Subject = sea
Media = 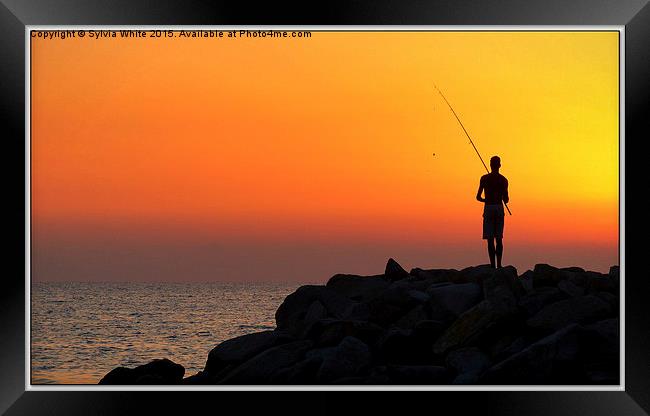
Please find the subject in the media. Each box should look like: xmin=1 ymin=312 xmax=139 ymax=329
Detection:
xmin=31 ymin=282 xmax=303 ymax=384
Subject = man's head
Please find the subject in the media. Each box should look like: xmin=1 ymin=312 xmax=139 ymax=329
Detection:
xmin=490 ymin=156 xmax=501 ymax=172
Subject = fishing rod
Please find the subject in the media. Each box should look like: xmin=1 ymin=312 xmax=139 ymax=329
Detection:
xmin=433 ymin=83 xmax=512 ymax=215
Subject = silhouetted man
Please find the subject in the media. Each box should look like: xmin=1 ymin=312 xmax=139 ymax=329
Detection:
xmin=476 ymin=156 xmax=509 ymax=268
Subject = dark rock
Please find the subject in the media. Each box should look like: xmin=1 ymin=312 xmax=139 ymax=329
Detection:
xmin=427 ymin=282 xmax=483 ymax=317
xmin=378 ymin=328 xmax=437 ymax=365
xmin=446 ymin=347 xmax=491 ymax=379
xmin=385 ymin=258 xmax=409 ymax=281
xmin=583 ymin=318 xmax=619 ymax=360
xmin=581 ymin=318 xmax=620 ymax=385
xmin=588 ymin=275 xmax=617 ymax=294
xmin=379 ymin=286 xmax=428 ymax=307
xmin=433 ymin=299 xmax=518 ymax=355
xmin=526 ymin=295 xmax=611 ymax=332
xmin=519 ymin=270 xmax=534 ymax=294
xmin=532 ymin=264 xmax=571 ymax=287
xmin=457 ymin=264 xmax=497 ymax=284
xmin=609 ymin=266 xmax=620 ymax=288
xmin=389 ymin=277 xmax=427 ymax=292
xmin=480 ymin=319 xmax=619 ymax=385
xmin=272 ymin=356 xmax=323 ymax=384
xmin=595 ymin=291 xmax=619 ymax=312
xmin=304 ymin=300 xmax=328 ymax=324
xmin=488 ymin=335 xmax=528 ymax=363
xmin=453 ymin=374 xmax=481 ymax=384
xmin=567 ymin=271 xmax=593 ymax=289
xmin=218 ymin=340 xmax=313 ymax=384
xmin=394 ymin=304 xmax=431 ymax=329
xmin=365 ymin=301 xmax=404 ymax=327
xmin=558 ymin=280 xmax=585 ymax=297
xmin=275 ymin=285 xmax=356 ymax=334
xmin=482 ymin=266 xmax=522 ymax=305
xmin=413 ymin=320 xmax=447 ymax=342
xmin=304 ymin=319 xmax=384 ymax=347
xmin=326 ymin=273 xmax=389 ymax=302
xmin=365 ymin=286 xmax=429 ymax=327
xmin=561 ymin=267 xmax=585 ymax=273
xmin=584 ymin=366 xmax=619 ymax=384
xmin=405 ymin=289 xmax=430 ymax=303
xmin=364 ymin=366 xmax=392 ymax=385
xmin=306 ymin=336 xmax=372 ymax=383
xmin=409 ymin=268 xmax=461 ymax=286
xmin=204 ymin=330 xmax=293 ymax=374
xmin=427 ymin=282 xmax=453 ymax=290
xmin=517 ymin=287 xmax=567 ymax=316
xmin=181 ymin=371 xmax=212 ymax=385
xmin=99 ymin=358 xmax=184 ymax=385
xmin=481 ymin=324 xmax=588 ymax=384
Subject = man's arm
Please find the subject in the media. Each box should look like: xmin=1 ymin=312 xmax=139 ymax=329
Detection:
xmin=476 ymin=180 xmax=485 ymax=202
xmin=503 ymin=178 xmax=509 ymax=204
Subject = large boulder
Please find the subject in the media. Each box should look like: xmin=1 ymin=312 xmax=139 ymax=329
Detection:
xmin=99 ymin=358 xmax=185 ymax=385
xmin=272 ymin=356 xmax=323 ymax=384
xmin=204 ymin=330 xmax=294 ymax=375
xmin=558 ymin=280 xmax=585 ymax=297
xmin=482 ymin=266 xmax=523 ymax=305
xmin=487 ymin=335 xmax=528 ymax=363
xmin=588 ymin=275 xmax=618 ymax=294
xmin=412 ymin=320 xmax=447 ymax=343
xmin=218 ymin=340 xmax=313 ymax=384
xmin=456 ymin=264 xmax=498 ymax=284
xmin=275 ymin=285 xmax=356 ymax=334
xmin=445 ymin=347 xmax=492 ymax=382
xmin=426 ymin=282 xmax=483 ymax=318
xmin=531 ymin=264 xmax=571 ymax=287
xmin=583 ymin=318 xmax=619 ymax=360
xmin=377 ymin=328 xmax=439 ymax=365
xmin=526 ymin=295 xmax=612 ymax=332
xmin=517 ymin=287 xmax=567 ymax=316
xmin=432 ymin=299 xmax=517 ymax=355
xmin=326 ymin=273 xmax=389 ymax=302
xmin=409 ymin=268 xmax=461 ymax=287
xmin=306 ymin=336 xmax=372 ymax=383
xmin=581 ymin=318 xmax=619 ymax=384
xmin=304 ymin=319 xmax=384 ymax=347
xmin=365 ymin=286 xmax=429 ymax=327
xmin=480 ymin=324 xmax=588 ymax=384
xmin=394 ymin=304 xmax=431 ymax=329
xmin=596 ymin=291 xmax=619 ymax=312
xmin=561 ymin=267 xmax=585 ymax=273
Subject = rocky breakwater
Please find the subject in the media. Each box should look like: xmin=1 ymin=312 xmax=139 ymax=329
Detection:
xmin=99 ymin=260 xmax=620 ymax=385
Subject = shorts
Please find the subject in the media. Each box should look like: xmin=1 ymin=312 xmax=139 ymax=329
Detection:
xmin=482 ymin=204 xmax=505 ymax=239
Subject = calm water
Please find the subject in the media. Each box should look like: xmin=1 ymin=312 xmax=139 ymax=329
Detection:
xmin=31 ymin=282 xmax=302 ymax=384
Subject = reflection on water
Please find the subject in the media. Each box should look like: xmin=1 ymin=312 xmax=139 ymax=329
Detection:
xmin=31 ymin=282 xmax=301 ymax=384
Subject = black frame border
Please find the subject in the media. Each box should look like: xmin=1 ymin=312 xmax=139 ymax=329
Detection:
xmin=1 ymin=1 xmax=649 ymax=414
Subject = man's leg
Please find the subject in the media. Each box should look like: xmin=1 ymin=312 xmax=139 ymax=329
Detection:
xmin=487 ymin=238 xmax=496 ymax=268
xmin=495 ymin=237 xmax=503 ymax=268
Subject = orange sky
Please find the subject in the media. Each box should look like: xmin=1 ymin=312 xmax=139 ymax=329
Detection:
xmin=31 ymin=31 xmax=620 ymax=281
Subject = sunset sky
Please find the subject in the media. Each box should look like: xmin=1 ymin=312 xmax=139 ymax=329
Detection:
xmin=31 ymin=30 xmax=620 ymax=282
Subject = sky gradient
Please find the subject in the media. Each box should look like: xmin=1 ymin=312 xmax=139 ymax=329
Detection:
xmin=31 ymin=31 xmax=620 ymax=282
